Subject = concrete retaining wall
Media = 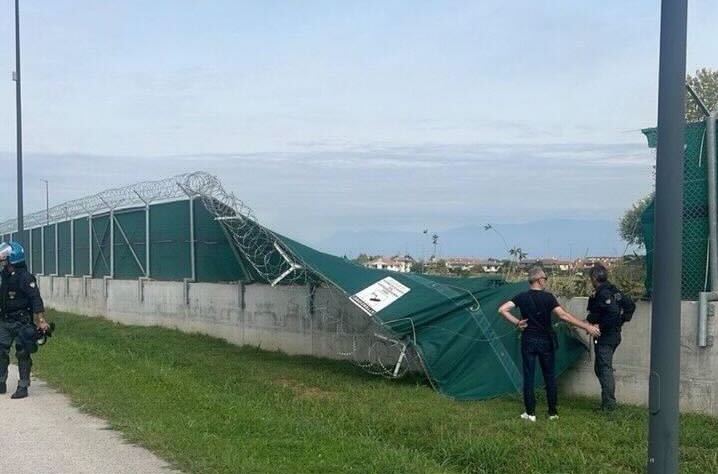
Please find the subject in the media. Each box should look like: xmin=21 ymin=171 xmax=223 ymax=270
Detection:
xmin=38 ymin=276 xmax=718 ymax=416
xmin=39 ymin=276 xmax=374 ymax=361
xmin=561 ymin=298 xmax=718 ymax=415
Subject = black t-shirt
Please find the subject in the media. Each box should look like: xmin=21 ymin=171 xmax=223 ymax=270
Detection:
xmin=511 ymin=289 xmax=560 ymax=336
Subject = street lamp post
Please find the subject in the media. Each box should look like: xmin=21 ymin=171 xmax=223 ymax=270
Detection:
xmin=14 ymin=0 xmax=24 ymax=243
xmin=647 ymin=0 xmax=687 ymax=472
xmin=41 ymin=179 xmax=49 ymax=225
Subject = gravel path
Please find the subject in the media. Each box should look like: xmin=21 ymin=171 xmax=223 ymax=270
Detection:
xmin=0 ymin=365 xmax=180 ymax=474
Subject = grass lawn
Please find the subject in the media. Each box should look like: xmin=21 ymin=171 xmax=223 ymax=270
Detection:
xmin=33 ymin=310 xmax=717 ymax=474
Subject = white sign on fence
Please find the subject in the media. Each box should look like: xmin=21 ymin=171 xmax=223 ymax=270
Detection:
xmin=350 ymin=276 xmax=411 ymax=315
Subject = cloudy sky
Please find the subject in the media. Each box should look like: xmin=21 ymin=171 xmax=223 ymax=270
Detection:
xmin=1 ymin=1 xmax=717 ymax=253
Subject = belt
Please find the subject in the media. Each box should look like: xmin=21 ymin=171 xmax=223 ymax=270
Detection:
xmin=2 ymin=310 xmax=31 ymax=321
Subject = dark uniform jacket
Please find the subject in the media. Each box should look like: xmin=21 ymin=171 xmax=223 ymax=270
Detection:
xmin=587 ymin=282 xmax=624 ymax=345
xmin=0 ymin=265 xmax=45 ymax=321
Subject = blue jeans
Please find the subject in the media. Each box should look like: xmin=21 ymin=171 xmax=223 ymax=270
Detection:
xmin=521 ymin=333 xmax=557 ymax=416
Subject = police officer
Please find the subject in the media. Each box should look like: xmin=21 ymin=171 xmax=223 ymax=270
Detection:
xmin=587 ymin=263 xmax=634 ymax=411
xmin=0 ymin=241 xmax=49 ymax=399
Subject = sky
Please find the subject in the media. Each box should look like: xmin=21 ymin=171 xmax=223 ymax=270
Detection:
xmin=1 ymin=1 xmax=717 ymax=256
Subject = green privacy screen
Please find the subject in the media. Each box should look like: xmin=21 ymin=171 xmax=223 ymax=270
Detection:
xmin=231 ymin=231 xmax=587 ymax=400
xmin=12 ymin=198 xmax=253 ymax=283
xmin=193 ymin=199 xmax=249 ymax=282
xmin=57 ymin=221 xmax=72 ymax=276
xmin=150 ymin=201 xmax=191 ymax=280
xmin=73 ymin=218 xmax=90 ymax=276
xmin=114 ymin=208 xmax=146 ymax=279
xmin=31 ymin=228 xmax=42 ymax=274
xmin=642 ymin=119 xmax=717 ymax=299
xmin=43 ymin=224 xmax=56 ymax=275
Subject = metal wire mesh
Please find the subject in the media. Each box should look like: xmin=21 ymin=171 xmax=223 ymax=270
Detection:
xmin=643 ymin=121 xmax=716 ymax=299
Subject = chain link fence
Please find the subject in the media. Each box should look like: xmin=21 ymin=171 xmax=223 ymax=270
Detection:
xmin=642 ymin=120 xmax=716 ymax=300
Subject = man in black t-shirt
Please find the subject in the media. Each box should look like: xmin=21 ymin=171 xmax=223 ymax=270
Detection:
xmin=499 ymin=266 xmax=600 ymax=421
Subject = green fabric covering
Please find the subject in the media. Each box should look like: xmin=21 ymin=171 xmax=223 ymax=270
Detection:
xmin=273 ymin=233 xmax=587 ymax=400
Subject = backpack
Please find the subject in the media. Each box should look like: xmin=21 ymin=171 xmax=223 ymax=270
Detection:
xmin=613 ymin=287 xmax=636 ymax=323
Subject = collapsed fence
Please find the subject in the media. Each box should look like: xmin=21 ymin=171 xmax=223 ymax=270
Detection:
xmin=0 ymin=172 xmax=586 ymax=399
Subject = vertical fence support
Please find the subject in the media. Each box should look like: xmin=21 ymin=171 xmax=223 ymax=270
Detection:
xmin=27 ymin=228 xmax=32 ymax=273
xmin=40 ymin=226 xmax=45 ymax=275
xmin=145 ymin=204 xmax=151 ymax=277
xmin=70 ymin=218 xmax=75 ymax=276
xmin=189 ymin=197 xmax=196 ymax=282
xmin=109 ymin=209 xmax=115 ymax=278
xmin=88 ymin=215 xmax=93 ymax=277
xmin=54 ymin=222 xmax=58 ymax=275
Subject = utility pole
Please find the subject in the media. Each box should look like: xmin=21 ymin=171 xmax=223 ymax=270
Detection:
xmin=42 ymin=179 xmax=49 ymax=224
xmin=647 ymin=0 xmax=687 ymax=472
xmin=14 ymin=0 xmax=24 ymax=243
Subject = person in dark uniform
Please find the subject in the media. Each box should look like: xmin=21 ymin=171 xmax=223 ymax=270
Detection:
xmin=587 ymin=263 xmax=634 ymax=411
xmin=499 ymin=266 xmax=601 ymax=421
xmin=0 ymin=241 xmax=49 ymax=399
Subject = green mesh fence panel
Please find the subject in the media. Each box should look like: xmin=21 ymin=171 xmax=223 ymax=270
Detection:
xmin=642 ymin=120 xmax=717 ymax=299
xmin=73 ymin=218 xmax=90 ymax=276
xmin=57 ymin=221 xmax=72 ymax=276
xmin=31 ymin=228 xmax=42 ymax=274
xmin=43 ymin=225 xmax=57 ymax=275
xmin=194 ymin=200 xmax=251 ymax=282
xmin=114 ymin=208 xmax=147 ymax=279
xmin=91 ymin=215 xmax=111 ymax=277
xmin=150 ymin=201 xmax=191 ymax=280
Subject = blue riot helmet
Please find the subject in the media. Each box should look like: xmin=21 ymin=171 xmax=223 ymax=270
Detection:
xmin=8 ymin=241 xmax=25 ymax=264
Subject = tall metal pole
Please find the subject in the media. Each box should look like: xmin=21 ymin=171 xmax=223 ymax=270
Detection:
xmin=647 ymin=0 xmax=687 ymax=472
xmin=42 ymin=179 xmax=49 ymax=224
xmin=14 ymin=0 xmax=24 ymax=242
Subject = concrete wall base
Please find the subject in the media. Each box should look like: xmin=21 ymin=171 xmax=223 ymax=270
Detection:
xmin=38 ymin=276 xmax=718 ymax=416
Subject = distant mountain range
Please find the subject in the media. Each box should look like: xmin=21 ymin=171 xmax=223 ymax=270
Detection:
xmin=314 ymin=219 xmax=632 ymax=260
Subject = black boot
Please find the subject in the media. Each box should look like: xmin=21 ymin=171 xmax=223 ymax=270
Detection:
xmin=0 ymin=382 xmax=6 ymax=394
xmin=11 ymin=386 xmax=28 ymax=399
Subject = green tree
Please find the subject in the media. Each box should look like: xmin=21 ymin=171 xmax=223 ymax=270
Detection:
xmin=619 ymin=193 xmax=654 ymax=247
xmin=686 ymin=68 xmax=718 ymax=121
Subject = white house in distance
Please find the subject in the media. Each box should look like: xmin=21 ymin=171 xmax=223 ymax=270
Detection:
xmin=479 ymin=258 xmax=502 ymax=273
xmin=364 ymin=255 xmax=415 ymax=273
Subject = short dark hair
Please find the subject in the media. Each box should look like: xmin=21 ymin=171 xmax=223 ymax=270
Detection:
xmin=589 ymin=263 xmax=608 ymax=283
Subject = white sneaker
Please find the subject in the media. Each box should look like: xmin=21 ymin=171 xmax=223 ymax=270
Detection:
xmin=548 ymin=414 xmax=559 ymax=421
xmin=520 ymin=412 xmax=537 ymax=422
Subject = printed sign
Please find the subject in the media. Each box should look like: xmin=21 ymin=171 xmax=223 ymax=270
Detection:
xmin=350 ymin=277 xmax=411 ymax=315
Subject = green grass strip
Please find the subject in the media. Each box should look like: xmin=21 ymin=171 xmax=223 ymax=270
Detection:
xmin=32 ymin=310 xmax=718 ymax=474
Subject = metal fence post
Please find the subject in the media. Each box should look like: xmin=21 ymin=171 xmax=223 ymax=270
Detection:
xmin=54 ymin=222 xmax=58 ymax=275
xmin=70 ymin=219 xmax=75 ymax=276
xmin=145 ymin=204 xmax=151 ymax=277
xmin=27 ymin=228 xmax=32 ymax=273
xmin=189 ymin=197 xmax=196 ymax=281
xmin=647 ymin=0 xmax=687 ymax=471
xmin=40 ymin=226 xmax=45 ymax=275
xmin=88 ymin=215 xmax=93 ymax=277
xmin=109 ymin=209 xmax=115 ymax=278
